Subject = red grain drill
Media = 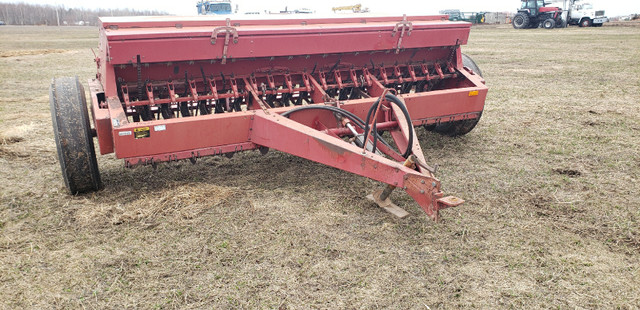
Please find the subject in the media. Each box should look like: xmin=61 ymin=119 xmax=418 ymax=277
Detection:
xmin=50 ymin=15 xmax=487 ymax=221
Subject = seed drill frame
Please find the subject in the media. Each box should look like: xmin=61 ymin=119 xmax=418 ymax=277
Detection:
xmin=50 ymin=15 xmax=487 ymax=221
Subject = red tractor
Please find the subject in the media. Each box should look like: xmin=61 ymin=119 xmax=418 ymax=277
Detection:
xmin=513 ymin=0 xmax=564 ymax=29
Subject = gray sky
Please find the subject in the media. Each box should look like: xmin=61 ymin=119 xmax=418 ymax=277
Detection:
xmin=7 ymin=0 xmax=640 ymax=17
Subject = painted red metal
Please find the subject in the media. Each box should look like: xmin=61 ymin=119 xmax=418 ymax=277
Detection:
xmin=87 ymin=14 xmax=488 ymax=220
xmin=539 ymin=7 xmax=560 ymax=13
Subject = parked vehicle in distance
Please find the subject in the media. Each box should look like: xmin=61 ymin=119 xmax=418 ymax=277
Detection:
xmin=439 ymin=10 xmax=485 ymax=24
xmin=512 ymin=0 xmax=564 ymax=29
xmin=196 ymin=0 xmax=232 ymax=15
xmin=567 ymin=2 xmax=608 ymax=27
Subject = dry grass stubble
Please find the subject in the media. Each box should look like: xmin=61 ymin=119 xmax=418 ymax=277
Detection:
xmin=1 ymin=25 xmax=640 ymax=308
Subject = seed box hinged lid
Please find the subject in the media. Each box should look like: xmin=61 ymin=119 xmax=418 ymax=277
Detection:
xmin=99 ymin=15 xmax=471 ymax=64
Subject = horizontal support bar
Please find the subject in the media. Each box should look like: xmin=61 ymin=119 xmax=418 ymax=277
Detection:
xmin=119 ymin=71 xmax=457 ymax=108
xmin=124 ymin=142 xmax=257 ymax=167
xmin=124 ymin=86 xmax=313 ymax=107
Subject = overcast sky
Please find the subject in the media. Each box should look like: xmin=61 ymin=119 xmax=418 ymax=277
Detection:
xmin=6 ymin=0 xmax=640 ymax=17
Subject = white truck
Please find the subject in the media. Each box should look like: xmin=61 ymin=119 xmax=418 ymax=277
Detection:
xmin=566 ymin=1 xmax=609 ymax=27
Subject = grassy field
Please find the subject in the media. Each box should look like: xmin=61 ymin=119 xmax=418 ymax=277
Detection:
xmin=1 ymin=23 xmax=639 ymax=309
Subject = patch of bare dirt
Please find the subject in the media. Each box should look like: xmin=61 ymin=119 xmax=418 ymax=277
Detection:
xmin=553 ymin=168 xmax=582 ymax=177
xmin=562 ymin=223 xmax=640 ymax=255
xmin=607 ymin=20 xmax=640 ymax=27
xmin=74 ymin=183 xmax=238 ymax=227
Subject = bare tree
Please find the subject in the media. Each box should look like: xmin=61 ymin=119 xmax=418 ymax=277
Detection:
xmin=0 ymin=2 xmax=166 ymax=25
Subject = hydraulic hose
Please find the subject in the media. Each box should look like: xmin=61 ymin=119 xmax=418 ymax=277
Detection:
xmin=363 ymin=93 xmax=414 ymax=158
xmin=281 ymin=105 xmax=393 ymax=150
xmin=281 ymin=105 xmax=366 ymax=129
xmin=281 ymin=98 xmax=413 ymax=157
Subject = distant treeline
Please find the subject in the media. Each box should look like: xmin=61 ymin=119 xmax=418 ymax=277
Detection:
xmin=0 ymin=2 xmax=166 ymax=26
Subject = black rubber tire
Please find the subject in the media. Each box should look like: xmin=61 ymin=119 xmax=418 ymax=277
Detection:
xmin=431 ymin=114 xmax=483 ymax=137
xmin=50 ymin=76 xmax=102 ymax=194
xmin=461 ymin=53 xmax=483 ymax=77
xmin=543 ymin=18 xmax=556 ymax=29
xmin=512 ymin=13 xmax=530 ymax=29
xmin=428 ymin=54 xmax=484 ymax=137
xmin=557 ymin=19 xmax=567 ymax=28
xmin=580 ymin=18 xmax=591 ymax=27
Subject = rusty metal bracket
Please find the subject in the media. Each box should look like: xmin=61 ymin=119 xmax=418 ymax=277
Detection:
xmin=206 ymin=78 xmax=218 ymax=99
xmin=392 ymin=15 xmax=413 ymax=54
xmin=188 ymin=79 xmax=199 ymax=101
xmin=249 ymin=74 xmax=259 ymax=90
xmin=362 ymin=67 xmax=372 ymax=86
xmin=120 ymin=84 xmax=131 ymax=106
xmin=243 ymin=77 xmax=270 ymax=114
xmin=393 ymin=65 xmax=404 ymax=84
xmin=333 ymin=70 xmax=344 ymax=89
xmin=434 ymin=63 xmax=445 ymax=79
xmin=166 ymin=81 xmax=177 ymax=103
xmin=349 ymin=69 xmax=359 ymax=87
xmin=266 ymin=73 xmax=276 ymax=89
xmin=420 ymin=63 xmax=430 ymax=78
xmin=392 ymin=14 xmax=413 ymax=37
xmin=319 ymin=71 xmax=328 ymax=90
xmin=302 ymin=73 xmax=311 ymax=91
xmin=379 ymin=67 xmax=389 ymax=84
xmin=211 ymin=18 xmax=239 ymax=65
xmin=145 ymin=82 xmax=155 ymax=105
xmin=408 ymin=65 xmax=417 ymax=82
xmin=229 ymin=77 xmax=239 ymax=97
xmin=284 ymin=73 xmax=293 ymax=93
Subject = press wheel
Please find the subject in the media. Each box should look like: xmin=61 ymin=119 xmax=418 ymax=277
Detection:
xmin=49 ymin=76 xmax=102 ymax=194
xmin=428 ymin=54 xmax=484 ymax=137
